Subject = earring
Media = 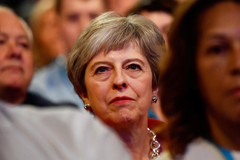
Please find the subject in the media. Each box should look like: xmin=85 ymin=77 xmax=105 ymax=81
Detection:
xmin=84 ymin=104 xmax=91 ymax=111
xmin=152 ymin=96 xmax=157 ymax=103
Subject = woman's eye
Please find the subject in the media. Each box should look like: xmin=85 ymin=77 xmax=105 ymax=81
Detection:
xmin=126 ymin=64 xmax=142 ymax=70
xmin=95 ymin=67 xmax=108 ymax=74
xmin=207 ymin=45 xmax=228 ymax=54
xmin=0 ymin=39 xmax=5 ymax=44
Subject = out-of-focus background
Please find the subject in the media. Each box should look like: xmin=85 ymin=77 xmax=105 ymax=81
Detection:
xmin=0 ymin=0 xmax=38 ymax=22
xmin=0 ymin=0 xmax=185 ymax=23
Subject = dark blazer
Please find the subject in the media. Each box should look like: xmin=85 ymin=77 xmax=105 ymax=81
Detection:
xmin=22 ymin=92 xmax=78 ymax=108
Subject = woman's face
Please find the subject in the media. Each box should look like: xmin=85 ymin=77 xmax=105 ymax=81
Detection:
xmin=82 ymin=44 xmax=156 ymax=127
xmin=196 ymin=1 xmax=240 ymax=125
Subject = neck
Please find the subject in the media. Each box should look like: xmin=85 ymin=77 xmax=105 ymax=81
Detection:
xmin=0 ymin=87 xmax=26 ymax=105
xmin=208 ymin=113 xmax=240 ymax=151
xmin=114 ymin=120 xmax=151 ymax=160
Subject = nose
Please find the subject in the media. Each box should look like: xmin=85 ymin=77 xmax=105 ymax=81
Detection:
xmin=229 ymin=43 xmax=240 ymax=75
xmin=8 ymin=41 xmax=22 ymax=60
xmin=113 ymin=70 xmax=127 ymax=90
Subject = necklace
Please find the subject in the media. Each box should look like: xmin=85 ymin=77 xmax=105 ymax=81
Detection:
xmin=147 ymin=128 xmax=161 ymax=160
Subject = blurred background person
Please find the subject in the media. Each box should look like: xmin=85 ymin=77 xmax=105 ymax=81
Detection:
xmin=129 ymin=0 xmax=178 ymax=44
xmin=29 ymin=0 xmax=67 ymax=69
xmin=67 ymin=11 xmax=165 ymax=160
xmin=28 ymin=0 xmax=107 ymax=108
xmin=106 ymin=0 xmax=141 ymax=16
xmin=159 ymin=0 xmax=240 ymax=159
xmin=0 ymin=5 xmax=75 ymax=107
xmin=0 ymin=6 xmax=33 ymax=105
xmin=56 ymin=0 xmax=107 ymax=53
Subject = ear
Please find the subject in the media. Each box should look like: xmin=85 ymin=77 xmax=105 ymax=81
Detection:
xmin=79 ymin=92 xmax=90 ymax=105
xmin=152 ymin=87 xmax=159 ymax=96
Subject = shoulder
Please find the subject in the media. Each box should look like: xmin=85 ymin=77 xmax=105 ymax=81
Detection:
xmin=11 ymin=106 xmax=98 ymax=131
xmin=4 ymin=106 xmax=132 ymax=160
xmin=232 ymin=150 xmax=240 ymax=159
xmin=158 ymin=138 xmax=225 ymax=160
xmin=182 ymin=137 xmax=225 ymax=160
xmin=29 ymin=56 xmax=66 ymax=91
xmin=158 ymin=151 xmax=172 ymax=160
xmin=32 ymin=58 xmax=61 ymax=80
xmin=33 ymin=55 xmax=66 ymax=80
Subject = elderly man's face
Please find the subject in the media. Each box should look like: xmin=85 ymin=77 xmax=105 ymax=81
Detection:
xmin=0 ymin=10 xmax=33 ymax=92
xmin=59 ymin=0 xmax=105 ymax=53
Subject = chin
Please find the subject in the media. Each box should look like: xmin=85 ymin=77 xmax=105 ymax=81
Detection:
xmin=6 ymin=80 xmax=26 ymax=90
xmin=111 ymin=112 xmax=138 ymax=126
xmin=118 ymin=115 xmax=135 ymax=124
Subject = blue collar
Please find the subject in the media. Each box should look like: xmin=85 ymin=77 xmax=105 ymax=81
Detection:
xmin=207 ymin=139 xmax=234 ymax=160
xmin=218 ymin=146 xmax=234 ymax=160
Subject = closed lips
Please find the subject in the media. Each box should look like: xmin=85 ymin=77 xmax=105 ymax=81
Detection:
xmin=1 ymin=64 xmax=23 ymax=72
xmin=110 ymin=96 xmax=134 ymax=104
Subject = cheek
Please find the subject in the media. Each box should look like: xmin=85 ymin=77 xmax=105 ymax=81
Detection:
xmin=197 ymin=57 xmax=227 ymax=107
xmin=62 ymin=22 xmax=75 ymax=40
xmin=65 ymin=27 xmax=79 ymax=48
xmin=86 ymin=82 xmax=109 ymax=116
xmin=135 ymin=80 xmax=152 ymax=96
xmin=0 ymin=47 xmax=8 ymax=59
xmin=85 ymin=78 xmax=108 ymax=105
xmin=23 ymin=53 xmax=34 ymax=78
xmin=63 ymin=26 xmax=73 ymax=40
xmin=130 ymin=75 xmax=153 ymax=103
xmin=39 ymin=33 xmax=52 ymax=46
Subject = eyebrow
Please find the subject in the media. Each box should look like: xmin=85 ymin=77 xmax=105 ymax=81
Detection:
xmin=123 ymin=58 xmax=144 ymax=66
xmin=206 ymin=33 xmax=229 ymax=41
xmin=207 ymin=34 xmax=226 ymax=39
xmin=90 ymin=58 xmax=145 ymax=71
xmin=0 ymin=33 xmax=29 ymax=41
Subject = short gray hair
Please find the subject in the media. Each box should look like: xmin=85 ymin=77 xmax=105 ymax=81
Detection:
xmin=67 ymin=11 xmax=165 ymax=94
xmin=0 ymin=6 xmax=33 ymax=47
